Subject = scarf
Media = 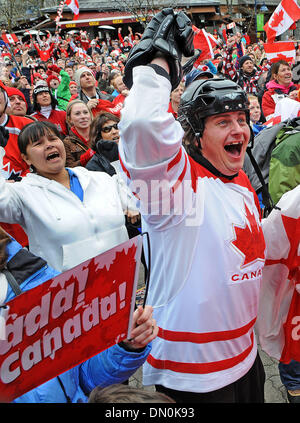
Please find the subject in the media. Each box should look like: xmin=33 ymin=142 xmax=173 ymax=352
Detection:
xmin=71 ymin=126 xmax=89 ymax=146
xmin=39 ymin=105 xmax=52 ymax=119
xmin=266 ymin=79 xmax=295 ymax=94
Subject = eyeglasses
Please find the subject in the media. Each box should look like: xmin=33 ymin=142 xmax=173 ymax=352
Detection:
xmin=101 ymin=123 xmax=118 ymax=133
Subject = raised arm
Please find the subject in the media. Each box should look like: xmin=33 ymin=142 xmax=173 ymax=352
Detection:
xmin=119 ymin=8 xmax=194 ymax=170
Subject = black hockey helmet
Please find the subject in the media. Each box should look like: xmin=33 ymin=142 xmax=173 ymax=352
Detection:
xmin=178 ymin=78 xmax=250 ymax=138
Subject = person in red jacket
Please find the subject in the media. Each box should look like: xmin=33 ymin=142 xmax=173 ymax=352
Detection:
xmin=0 ymin=80 xmax=31 ymax=247
xmin=70 ymin=67 xmax=125 ymax=118
xmin=31 ymin=84 xmax=67 ymax=136
xmin=261 ymin=60 xmax=300 ymax=120
xmin=33 ymin=41 xmax=55 ymax=62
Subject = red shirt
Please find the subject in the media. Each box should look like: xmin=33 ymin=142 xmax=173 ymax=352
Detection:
xmin=1 ymin=114 xmax=32 ymax=247
xmin=31 ymin=109 xmax=68 ymax=136
xmin=2 ymin=114 xmax=32 ymax=179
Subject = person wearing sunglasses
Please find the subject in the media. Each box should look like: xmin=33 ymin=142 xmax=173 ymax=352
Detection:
xmin=86 ymin=112 xmax=120 ymax=175
xmin=101 ymin=122 xmax=119 ymax=137
xmin=86 ymin=112 xmax=139 ymax=228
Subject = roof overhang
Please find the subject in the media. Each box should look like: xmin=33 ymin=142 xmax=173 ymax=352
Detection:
xmin=56 ymin=6 xmax=218 ymax=29
xmin=58 ymin=12 xmax=145 ymax=29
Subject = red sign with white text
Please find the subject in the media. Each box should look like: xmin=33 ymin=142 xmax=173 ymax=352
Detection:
xmin=0 ymin=236 xmax=142 ymax=402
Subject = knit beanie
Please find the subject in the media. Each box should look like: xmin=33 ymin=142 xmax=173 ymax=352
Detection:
xmin=74 ymin=67 xmax=95 ymax=87
xmin=32 ymin=83 xmax=57 ymax=112
xmin=239 ymin=55 xmax=253 ymax=69
xmin=47 ymin=74 xmax=60 ymax=87
xmin=5 ymin=87 xmax=27 ymax=105
xmin=33 ymin=83 xmax=50 ymax=98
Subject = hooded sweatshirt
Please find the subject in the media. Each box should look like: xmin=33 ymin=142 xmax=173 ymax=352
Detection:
xmin=0 ymin=165 xmax=128 ymax=272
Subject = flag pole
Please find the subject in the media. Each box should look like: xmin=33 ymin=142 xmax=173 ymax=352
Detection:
xmin=55 ymin=0 xmax=66 ymax=33
xmin=4 ymin=41 xmax=22 ymax=76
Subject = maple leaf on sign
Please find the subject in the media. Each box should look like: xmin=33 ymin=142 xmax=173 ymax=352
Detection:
xmin=231 ymin=203 xmax=265 ymax=268
xmin=271 ymin=9 xmax=284 ymax=29
xmin=270 ymin=54 xmax=291 ymax=63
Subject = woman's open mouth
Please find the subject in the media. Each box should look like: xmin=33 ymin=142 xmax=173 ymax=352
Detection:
xmin=46 ymin=152 xmax=60 ymax=161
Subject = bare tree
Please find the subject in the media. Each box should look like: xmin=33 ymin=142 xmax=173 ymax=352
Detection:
xmin=111 ymin=0 xmax=181 ymax=28
xmin=0 ymin=0 xmax=27 ymax=31
xmin=0 ymin=0 xmax=57 ymax=31
xmin=225 ymin=0 xmax=235 ymax=18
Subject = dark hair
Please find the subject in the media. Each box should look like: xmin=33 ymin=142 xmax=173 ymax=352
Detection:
xmin=36 ymin=65 xmax=45 ymax=72
xmin=270 ymin=60 xmax=290 ymax=80
xmin=88 ymin=384 xmax=175 ymax=403
xmin=33 ymin=89 xmax=58 ymax=112
xmin=89 ymin=112 xmax=119 ymax=151
xmin=0 ymin=227 xmax=11 ymax=271
xmin=181 ymin=118 xmax=198 ymax=155
xmin=18 ymin=121 xmax=63 ymax=155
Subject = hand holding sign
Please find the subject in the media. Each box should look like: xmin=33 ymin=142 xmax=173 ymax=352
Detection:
xmin=123 ymin=305 xmax=158 ymax=350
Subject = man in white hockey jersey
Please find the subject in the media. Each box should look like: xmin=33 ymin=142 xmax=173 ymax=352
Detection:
xmin=119 ymin=9 xmax=266 ymax=402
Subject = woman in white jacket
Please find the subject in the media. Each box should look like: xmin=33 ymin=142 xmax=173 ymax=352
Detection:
xmin=0 ymin=120 xmax=129 ymax=272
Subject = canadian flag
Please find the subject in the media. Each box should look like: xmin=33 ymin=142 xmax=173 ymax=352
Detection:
xmin=226 ymin=22 xmax=236 ymax=30
xmin=65 ymin=0 xmax=79 ymax=20
xmin=264 ymin=0 xmax=300 ymax=43
xmin=76 ymin=47 xmax=87 ymax=59
xmin=264 ymin=41 xmax=296 ymax=63
xmin=192 ymin=26 xmax=219 ymax=64
xmin=1 ymin=33 xmax=18 ymax=44
xmin=256 ymin=185 xmax=300 ymax=364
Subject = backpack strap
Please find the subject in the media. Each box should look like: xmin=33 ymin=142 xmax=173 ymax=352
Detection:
xmin=2 ymin=268 xmax=22 ymax=296
xmin=246 ymin=146 xmax=278 ymax=217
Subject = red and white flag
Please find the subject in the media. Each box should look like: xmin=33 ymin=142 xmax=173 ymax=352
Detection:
xmin=264 ymin=0 xmax=300 ymax=43
xmin=65 ymin=0 xmax=79 ymax=20
xmin=192 ymin=26 xmax=219 ymax=64
xmin=1 ymin=33 xmax=18 ymax=44
xmin=264 ymin=41 xmax=296 ymax=63
xmin=227 ymin=22 xmax=236 ymax=31
xmin=256 ymin=185 xmax=300 ymax=364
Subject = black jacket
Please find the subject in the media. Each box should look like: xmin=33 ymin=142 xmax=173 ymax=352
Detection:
xmin=85 ymin=139 xmax=119 ymax=176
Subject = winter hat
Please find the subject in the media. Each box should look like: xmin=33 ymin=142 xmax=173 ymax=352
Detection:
xmin=33 ymin=72 xmax=43 ymax=80
xmin=0 ymin=80 xmax=9 ymax=109
xmin=47 ymin=74 xmax=60 ymax=87
xmin=239 ymin=55 xmax=253 ymax=69
xmin=33 ymin=83 xmax=51 ymax=98
xmin=5 ymin=87 xmax=27 ymax=105
xmin=69 ymin=81 xmax=77 ymax=87
xmin=32 ymin=83 xmax=56 ymax=112
xmin=74 ymin=67 xmax=95 ymax=87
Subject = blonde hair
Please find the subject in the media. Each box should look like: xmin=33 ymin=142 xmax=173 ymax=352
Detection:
xmin=66 ymin=99 xmax=93 ymax=127
xmin=247 ymin=95 xmax=259 ymax=102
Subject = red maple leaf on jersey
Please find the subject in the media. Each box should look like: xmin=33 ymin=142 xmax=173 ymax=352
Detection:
xmin=231 ymin=202 xmax=266 ymax=267
xmin=271 ymin=9 xmax=284 ymax=29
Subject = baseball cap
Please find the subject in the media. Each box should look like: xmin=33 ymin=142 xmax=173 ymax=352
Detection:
xmin=185 ymin=66 xmax=214 ymax=87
